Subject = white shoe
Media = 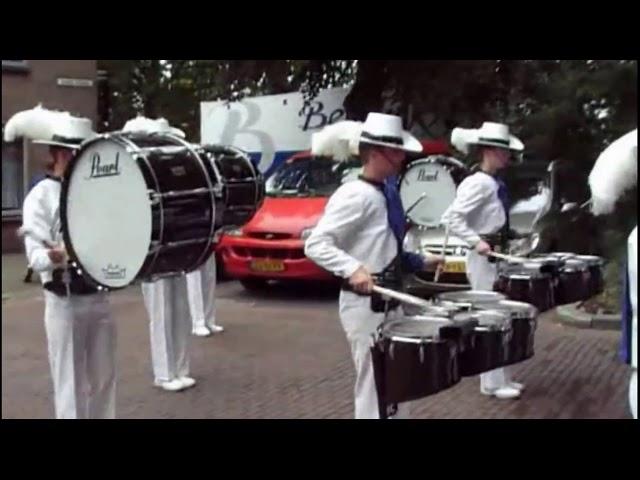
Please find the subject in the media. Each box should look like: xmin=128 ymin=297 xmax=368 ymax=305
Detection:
xmin=481 ymin=386 xmax=521 ymax=399
xmin=192 ymin=326 xmax=211 ymax=337
xmin=208 ymin=324 xmax=224 ymax=334
xmin=179 ymin=376 xmax=197 ymax=389
xmin=154 ymin=379 xmax=186 ymax=392
xmin=509 ymin=381 xmax=525 ymax=391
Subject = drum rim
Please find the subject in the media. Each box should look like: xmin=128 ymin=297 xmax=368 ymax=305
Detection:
xmin=561 ymin=259 xmax=589 ymax=272
xmin=384 ymin=335 xmax=442 ymax=344
xmin=453 ymin=310 xmax=512 ymax=331
xmin=382 ymin=317 xmax=449 ymax=340
xmin=573 ymin=255 xmax=605 ymax=266
xmin=547 ymin=252 xmax=577 ymax=258
xmin=403 ymin=305 xmax=458 ymax=317
xmin=404 ymin=154 xmax=466 ymax=169
xmin=436 ymin=290 xmax=507 ymax=303
xmin=476 ymin=299 xmax=539 ymax=318
xmin=499 ymin=270 xmax=552 ymax=280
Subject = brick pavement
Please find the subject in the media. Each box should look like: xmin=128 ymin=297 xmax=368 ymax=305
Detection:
xmin=1 ymin=254 xmax=632 ymax=419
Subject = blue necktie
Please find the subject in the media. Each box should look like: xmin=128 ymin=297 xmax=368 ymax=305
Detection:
xmin=383 ymin=176 xmax=406 ymax=248
xmin=495 ymin=176 xmax=510 ymax=232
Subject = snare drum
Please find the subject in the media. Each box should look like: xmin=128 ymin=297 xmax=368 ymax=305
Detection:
xmin=494 ymin=263 xmax=556 ymax=312
xmin=574 ymin=255 xmax=605 ymax=297
xmin=477 ymin=300 xmax=538 ymax=365
xmin=451 ymin=310 xmax=512 ymax=376
xmin=200 ymin=145 xmax=264 ymax=228
xmin=372 ymin=318 xmax=461 ymax=409
xmin=61 ymin=132 xmax=217 ymax=289
xmin=556 ymin=258 xmax=591 ymax=304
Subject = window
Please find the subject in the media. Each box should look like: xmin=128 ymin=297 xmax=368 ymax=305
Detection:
xmin=2 ymin=127 xmax=25 ymax=213
xmin=2 ymin=60 xmax=29 ymax=72
xmin=265 ymin=156 xmax=362 ymax=198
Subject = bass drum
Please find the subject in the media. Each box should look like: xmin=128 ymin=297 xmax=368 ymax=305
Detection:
xmin=200 ymin=145 xmax=264 ymax=228
xmin=399 ymin=155 xmax=468 ymax=228
xmin=61 ymin=132 xmax=217 ymax=290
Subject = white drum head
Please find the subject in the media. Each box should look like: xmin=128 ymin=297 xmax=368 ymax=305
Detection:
xmin=400 ymin=158 xmax=457 ymax=227
xmin=64 ymin=138 xmax=152 ymax=288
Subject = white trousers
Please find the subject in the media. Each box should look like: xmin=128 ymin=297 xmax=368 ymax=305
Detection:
xmin=186 ymin=255 xmax=218 ymax=331
xmin=43 ymin=291 xmax=116 ymax=419
xmin=142 ymin=276 xmax=191 ymax=383
xmin=630 ymin=369 xmax=637 ymax=419
xmin=339 ymin=291 xmax=410 ymax=419
xmin=466 ymin=250 xmax=514 ymax=391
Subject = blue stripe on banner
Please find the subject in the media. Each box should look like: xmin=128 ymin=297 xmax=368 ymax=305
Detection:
xmin=246 ymin=151 xmax=303 ymax=178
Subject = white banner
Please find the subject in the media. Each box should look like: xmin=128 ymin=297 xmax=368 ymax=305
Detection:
xmin=200 ymin=87 xmax=350 ymax=175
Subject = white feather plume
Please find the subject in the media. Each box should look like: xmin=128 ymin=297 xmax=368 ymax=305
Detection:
xmin=3 ymin=105 xmax=94 ymax=146
xmin=311 ymin=121 xmax=363 ymax=161
xmin=122 ymin=116 xmax=186 ymax=138
xmin=450 ymin=127 xmax=478 ymax=155
xmin=589 ymin=129 xmax=637 ymax=216
xmin=3 ymin=105 xmax=73 ymax=142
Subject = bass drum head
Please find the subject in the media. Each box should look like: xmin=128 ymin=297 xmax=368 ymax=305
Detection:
xmin=62 ymin=136 xmax=152 ymax=289
xmin=400 ymin=157 xmax=458 ymax=227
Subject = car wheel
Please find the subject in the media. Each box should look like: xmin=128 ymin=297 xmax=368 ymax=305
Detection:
xmin=240 ymin=278 xmax=269 ymax=291
xmin=215 ymin=252 xmax=227 ymax=281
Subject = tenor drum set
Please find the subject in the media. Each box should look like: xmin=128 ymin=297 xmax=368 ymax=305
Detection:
xmin=371 ymin=154 xmax=607 ymax=418
xmin=370 ymin=287 xmax=541 ymax=418
xmin=493 ymin=253 xmax=605 ymax=313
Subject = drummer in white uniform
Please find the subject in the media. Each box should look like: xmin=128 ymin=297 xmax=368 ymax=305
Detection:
xmin=5 ymin=105 xmax=117 ymax=418
xmin=122 ymin=116 xmax=199 ymax=392
xmin=305 ymin=113 xmax=444 ymax=419
xmin=441 ymin=122 xmax=525 ymax=400
xmin=588 ymin=128 xmax=637 ymax=419
xmin=187 ymin=254 xmax=224 ymax=337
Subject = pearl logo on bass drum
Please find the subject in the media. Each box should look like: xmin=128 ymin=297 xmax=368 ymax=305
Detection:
xmin=417 ymin=168 xmax=439 ymax=182
xmin=87 ymin=152 xmax=121 ymax=179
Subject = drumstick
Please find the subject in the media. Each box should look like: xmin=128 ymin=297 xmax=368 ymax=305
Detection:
xmin=434 ymin=223 xmax=450 ymax=283
xmin=372 ymin=285 xmax=440 ymax=312
xmin=405 ymin=192 xmax=428 ymax=216
xmin=486 ymin=251 xmax=529 ymax=264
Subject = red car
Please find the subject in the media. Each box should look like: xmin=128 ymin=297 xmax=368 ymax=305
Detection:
xmin=217 ymin=152 xmax=361 ymax=290
xmin=217 ymin=140 xmax=449 ymax=290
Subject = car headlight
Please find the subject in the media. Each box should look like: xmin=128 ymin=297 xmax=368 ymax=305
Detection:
xmin=225 ymin=228 xmax=244 ymax=237
xmin=300 ymin=227 xmax=315 ymax=241
xmin=453 ymin=246 xmax=467 ymax=256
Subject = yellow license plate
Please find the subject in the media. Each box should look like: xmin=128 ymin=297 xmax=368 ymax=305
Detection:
xmin=250 ymin=259 xmax=285 ymax=272
xmin=443 ymin=261 xmax=466 ymax=273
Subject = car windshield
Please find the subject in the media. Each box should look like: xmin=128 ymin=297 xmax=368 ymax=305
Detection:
xmin=265 ymin=156 xmax=362 ymax=197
